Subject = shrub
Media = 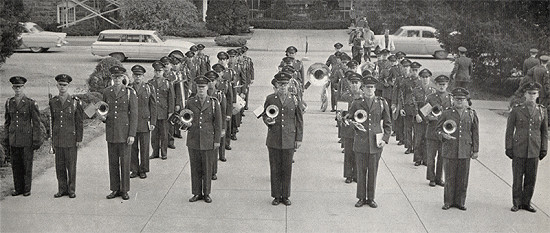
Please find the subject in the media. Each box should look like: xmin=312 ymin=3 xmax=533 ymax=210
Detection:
xmin=87 ymin=57 xmax=125 ymax=93
xmin=164 ymin=22 xmax=219 ymax=38
xmin=249 ymin=19 xmax=348 ymax=29
xmin=62 ymin=20 xmax=115 ymax=36
xmin=308 ymin=0 xmax=333 ymax=20
xmin=264 ymin=0 xmax=292 ymax=20
xmin=0 ymin=18 xmax=22 ymax=68
xmin=206 ymin=0 xmax=250 ymax=35
xmin=214 ymin=36 xmax=248 ymax=47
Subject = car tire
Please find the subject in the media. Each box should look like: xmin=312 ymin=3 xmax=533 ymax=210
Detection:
xmin=434 ymin=50 xmax=449 ymax=59
xmin=110 ymin=53 xmax=126 ymax=62
xmin=169 ymin=51 xmax=184 ymax=58
xmin=30 ymin=47 xmax=45 ymax=53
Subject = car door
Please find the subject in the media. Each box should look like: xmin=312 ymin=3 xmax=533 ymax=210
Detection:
xmin=92 ymin=33 xmax=122 ymax=56
xmin=393 ymin=29 xmax=423 ymax=55
xmin=420 ymin=30 xmax=442 ymax=55
xmin=139 ymin=35 xmax=167 ymax=60
xmin=120 ymin=34 xmax=140 ymax=58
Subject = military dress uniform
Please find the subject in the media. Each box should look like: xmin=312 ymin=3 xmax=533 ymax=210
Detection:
xmin=412 ymin=69 xmax=436 ymax=165
xmin=373 ymin=50 xmax=392 ymax=97
xmin=239 ymin=46 xmax=254 ymax=110
xmin=349 ymin=76 xmax=392 ymax=207
xmin=450 ymin=47 xmax=473 ymax=89
xmin=4 ymin=76 xmax=43 ymax=196
xmin=339 ymin=73 xmax=361 ymax=183
xmin=196 ymin=44 xmax=211 ymax=75
xmin=425 ymin=77 xmax=452 ymax=186
xmin=523 ymin=56 xmax=550 ymax=108
xmin=205 ymin=71 xmax=229 ymax=179
xmin=505 ymin=82 xmax=548 ymax=212
xmin=263 ymin=72 xmax=304 ymax=205
xmin=327 ymin=45 xmax=345 ymax=112
xmin=185 ymin=76 xmax=222 ymax=203
xmin=399 ymin=72 xmax=418 ymax=153
xmin=102 ymin=67 xmax=138 ymax=199
xmin=390 ymin=59 xmax=410 ymax=144
xmin=522 ymin=49 xmax=540 ymax=75
xmin=436 ymin=88 xmax=479 ymax=210
xmin=130 ymin=65 xmax=157 ymax=178
xmin=50 ymin=74 xmax=83 ymax=197
xmin=278 ymin=48 xmax=305 ymax=86
xmin=149 ymin=61 xmax=175 ymax=160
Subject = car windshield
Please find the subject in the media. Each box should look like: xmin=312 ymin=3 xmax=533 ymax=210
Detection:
xmin=154 ymin=32 xmax=166 ymax=42
xmin=28 ymin=24 xmax=44 ymax=33
xmin=393 ymin=28 xmax=404 ymax=36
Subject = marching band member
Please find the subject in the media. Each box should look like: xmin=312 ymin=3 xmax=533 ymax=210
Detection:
xmin=278 ymin=46 xmax=305 ymax=86
xmin=238 ymin=46 xmax=254 ymax=110
xmin=205 ymin=71 xmax=229 ymax=180
xmin=400 ymin=61 xmax=421 ymax=154
xmin=391 ymin=59 xmax=412 ymax=147
xmin=437 ymin=87 xmax=479 ymax=211
xmin=196 ymin=44 xmax=211 ymax=75
xmin=263 ymin=72 xmax=303 ymax=206
xmin=50 ymin=74 xmax=83 ymax=198
xmin=149 ymin=61 xmax=175 ymax=160
xmin=216 ymin=52 xmax=237 ymax=150
xmin=327 ymin=43 xmax=345 ymax=112
xmin=412 ymin=69 xmax=436 ymax=166
xmin=349 ymin=75 xmax=392 ymax=208
xmin=338 ymin=72 xmax=362 ymax=183
xmin=374 ymin=49 xmax=392 ymax=97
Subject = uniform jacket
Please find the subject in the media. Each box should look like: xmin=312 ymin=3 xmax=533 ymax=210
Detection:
xmin=196 ymin=53 xmax=211 ymax=75
xmin=390 ymin=66 xmax=407 ymax=108
xmin=436 ymin=107 xmax=479 ymax=159
xmin=4 ymin=96 xmax=43 ymax=148
xmin=262 ymin=93 xmax=304 ymax=149
xmin=185 ymin=96 xmax=222 ymax=150
xmin=395 ymin=75 xmax=416 ymax=115
xmin=103 ymin=86 xmax=138 ymax=143
xmin=338 ymin=77 xmax=354 ymax=102
xmin=148 ymin=77 xmax=175 ymax=120
xmin=505 ymin=103 xmax=548 ymax=158
xmin=450 ymin=56 xmax=473 ymax=82
xmin=130 ymin=82 xmax=157 ymax=132
xmin=523 ymin=57 xmax=540 ymax=75
xmin=349 ymin=96 xmax=392 ymax=154
xmin=49 ymin=95 xmax=83 ymax=147
xmin=219 ymin=68 xmax=237 ymax=103
xmin=412 ymin=84 xmax=437 ymax=122
xmin=279 ymin=59 xmax=305 ymax=85
xmin=240 ymin=56 xmax=254 ymax=84
xmin=425 ymin=91 xmax=452 ymax=140
xmin=340 ymin=94 xmax=362 ymax=139
xmin=209 ymin=88 xmax=230 ymax=131
xmin=524 ymin=64 xmax=550 ymax=99
xmin=375 ymin=60 xmax=393 ymax=99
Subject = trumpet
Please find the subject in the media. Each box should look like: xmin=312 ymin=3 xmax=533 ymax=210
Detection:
xmin=266 ymin=105 xmax=279 ymax=118
xmin=306 ymin=63 xmax=331 ymax=87
xmin=96 ymin=101 xmax=109 ymax=116
xmin=431 ymin=105 xmax=442 ymax=117
xmin=443 ymin=119 xmax=457 ymax=134
xmin=354 ymin=109 xmax=367 ymax=123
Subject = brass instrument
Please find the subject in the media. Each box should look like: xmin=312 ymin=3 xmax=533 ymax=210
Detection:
xmin=169 ymin=109 xmax=193 ymax=131
xmin=443 ymin=119 xmax=457 ymax=134
xmin=431 ymin=105 xmax=442 ymax=117
xmin=97 ymin=101 xmax=109 ymax=116
xmin=266 ymin=105 xmax=279 ymax=118
xmin=354 ymin=109 xmax=367 ymax=123
xmin=180 ymin=109 xmax=193 ymax=125
xmin=306 ymin=63 xmax=330 ymax=86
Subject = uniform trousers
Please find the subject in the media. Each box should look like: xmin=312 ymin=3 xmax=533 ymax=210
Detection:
xmin=343 ymin=138 xmax=356 ymax=179
xmin=512 ymin=157 xmax=538 ymax=206
xmin=107 ymin=143 xmax=131 ymax=193
xmin=355 ymin=152 xmax=381 ymax=200
xmin=426 ymin=139 xmax=444 ymax=182
xmin=131 ymin=132 xmax=150 ymax=174
xmin=443 ymin=158 xmax=470 ymax=206
xmin=55 ymin=146 xmax=77 ymax=194
xmin=11 ymin=146 xmax=34 ymax=193
xmin=395 ymin=114 xmax=404 ymax=141
xmin=413 ymin=122 xmax=427 ymax=163
xmin=330 ymin=82 xmax=338 ymax=111
xmin=189 ymin=148 xmax=214 ymax=196
xmin=268 ymin=147 xmax=294 ymax=198
xmin=403 ymin=115 xmax=414 ymax=149
xmin=168 ymin=125 xmax=176 ymax=146
xmin=151 ymin=119 xmax=168 ymax=158
xmin=244 ymin=85 xmax=250 ymax=109
xmin=225 ymin=119 xmax=232 ymax=146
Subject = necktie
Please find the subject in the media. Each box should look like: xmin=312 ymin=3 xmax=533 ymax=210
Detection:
xmin=385 ymin=35 xmax=389 ymax=49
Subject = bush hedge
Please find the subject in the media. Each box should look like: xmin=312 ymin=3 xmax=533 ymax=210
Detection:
xmin=87 ymin=57 xmax=124 ymax=93
xmin=249 ymin=19 xmax=348 ymax=29
xmin=214 ymin=36 xmax=248 ymax=47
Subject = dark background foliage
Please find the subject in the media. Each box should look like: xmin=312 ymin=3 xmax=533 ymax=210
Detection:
xmin=206 ymin=0 xmax=250 ymax=35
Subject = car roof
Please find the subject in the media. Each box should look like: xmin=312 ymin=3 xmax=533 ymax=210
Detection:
xmin=99 ymin=29 xmax=158 ymax=34
xmin=399 ymin=26 xmax=436 ymax=32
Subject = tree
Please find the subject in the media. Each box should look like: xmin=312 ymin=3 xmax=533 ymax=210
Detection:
xmin=206 ymin=0 xmax=250 ymax=35
xmin=265 ymin=0 xmax=292 ymax=20
xmin=308 ymin=0 xmax=333 ymax=20
xmin=0 ymin=18 xmax=22 ymax=68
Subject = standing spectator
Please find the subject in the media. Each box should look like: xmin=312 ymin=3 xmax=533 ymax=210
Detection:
xmin=450 ymin=46 xmax=473 ymax=90
xmin=377 ymin=26 xmax=395 ymax=53
xmin=523 ymin=48 xmax=540 ymax=75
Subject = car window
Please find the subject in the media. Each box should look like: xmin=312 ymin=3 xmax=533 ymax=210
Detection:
xmin=144 ymin=35 xmax=157 ymax=43
xmin=407 ymin=30 xmax=420 ymax=37
xmin=422 ymin=31 xmax=435 ymax=38
xmin=97 ymin=33 xmax=121 ymax=42
xmin=153 ymin=32 xmax=166 ymax=42
xmin=393 ymin=28 xmax=404 ymax=36
xmin=124 ymin=34 xmax=140 ymax=42
xmin=28 ymin=25 xmax=44 ymax=33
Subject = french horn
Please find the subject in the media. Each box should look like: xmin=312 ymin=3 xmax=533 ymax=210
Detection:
xmin=443 ymin=119 xmax=457 ymax=134
xmin=266 ymin=105 xmax=279 ymax=118
xmin=306 ymin=63 xmax=331 ymax=86
xmin=354 ymin=109 xmax=367 ymax=123
xmin=431 ymin=105 xmax=442 ymax=117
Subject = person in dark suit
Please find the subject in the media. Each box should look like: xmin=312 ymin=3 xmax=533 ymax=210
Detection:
xmin=450 ymin=46 xmax=473 ymax=90
xmin=437 ymin=87 xmax=479 ymax=211
xmin=337 ymin=72 xmax=362 ymax=183
xmin=149 ymin=61 xmax=175 ymax=160
xmin=97 ymin=66 xmax=138 ymax=200
xmin=326 ymin=44 xmax=345 ymax=112
xmin=425 ymin=75 xmax=452 ymax=187
xmin=400 ymin=61 xmax=422 ymax=154
xmin=505 ymin=81 xmax=548 ymax=213
xmin=213 ymin=63 xmax=234 ymax=154
xmin=412 ymin=69 xmax=436 ymax=166
xmin=263 ymin=72 xmax=304 ymax=206
xmin=196 ymin=44 xmax=211 ymax=75
xmin=349 ymin=75 xmax=392 ymax=208
xmin=391 ymin=58 xmax=411 ymax=146
xmin=184 ymin=76 xmax=222 ymax=203
xmin=130 ymin=65 xmax=157 ymax=179
xmin=523 ymin=48 xmax=540 ymax=75
xmin=50 ymin=74 xmax=83 ymax=198
xmin=3 ymin=76 xmax=43 ymax=197
xmin=205 ymin=71 xmax=229 ymax=180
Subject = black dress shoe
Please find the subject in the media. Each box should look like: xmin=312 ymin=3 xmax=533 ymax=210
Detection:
xmin=174 ymin=134 xmax=183 ymax=139
xmin=436 ymin=181 xmax=445 ymax=187
xmin=330 ymin=109 xmax=336 ymax=112
xmin=168 ymin=144 xmax=176 ymax=149
xmin=355 ymin=199 xmax=365 ymax=207
xmin=189 ymin=195 xmax=203 ymax=202
xmin=140 ymin=173 xmax=147 ymax=179
xmin=345 ymin=178 xmax=352 ymax=183
xmin=149 ymin=155 xmax=159 ymax=159
xmin=106 ymin=191 xmax=120 ymax=199
xmin=405 ymin=149 xmax=412 ymax=154
xmin=282 ymin=198 xmax=291 ymax=206
xmin=212 ymin=174 xmax=217 ymax=180
xmin=414 ymin=161 xmax=421 ymax=166
xmin=204 ymin=195 xmax=212 ymax=203
xmin=23 ymin=192 xmax=31 ymax=196
xmin=130 ymin=172 xmax=138 ymax=178
xmin=231 ymin=135 xmax=237 ymax=140
xmin=54 ymin=192 xmax=67 ymax=198
xmin=220 ymin=158 xmax=227 ymax=162
xmin=69 ymin=193 xmax=76 ymax=198
xmin=442 ymin=204 xmax=451 ymax=210
xmin=121 ymin=192 xmax=130 ymax=200
xmin=366 ymin=199 xmax=378 ymax=208
xmin=511 ymin=205 xmax=519 ymax=212
xmin=338 ymin=139 xmax=341 ymax=143
xmin=429 ymin=181 xmax=436 ymax=187
xmin=244 ymin=106 xmax=249 ymax=110
xmin=272 ymin=198 xmax=281 ymax=205
xmin=397 ymin=141 xmax=404 ymax=145
xmin=523 ymin=205 xmax=537 ymax=213
xmin=457 ymin=205 xmax=467 ymax=211
xmin=225 ymin=145 xmax=232 ymax=150
xmin=391 ymin=132 xmax=396 ymax=137
xmin=161 ymin=156 xmax=167 ymax=160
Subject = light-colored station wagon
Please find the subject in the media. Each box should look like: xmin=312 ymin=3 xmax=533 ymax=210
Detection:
xmin=91 ymin=30 xmax=194 ymax=61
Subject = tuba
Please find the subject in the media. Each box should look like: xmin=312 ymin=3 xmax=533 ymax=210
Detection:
xmin=431 ymin=105 xmax=442 ymax=117
xmin=306 ymin=63 xmax=331 ymax=86
xmin=354 ymin=109 xmax=368 ymax=123
xmin=180 ymin=109 xmax=193 ymax=125
xmin=266 ymin=105 xmax=279 ymax=118
xmin=443 ymin=119 xmax=457 ymax=134
xmin=96 ymin=101 xmax=109 ymax=116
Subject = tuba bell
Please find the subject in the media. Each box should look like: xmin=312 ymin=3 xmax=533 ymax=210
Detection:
xmin=97 ymin=101 xmax=109 ymax=116
xmin=443 ymin=119 xmax=457 ymax=134
xmin=169 ymin=112 xmax=187 ymax=130
xmin=266 ymin=105 xmax=279 ymax=118
xmin=431 ymin=105 xmax=442 ymax=117
xmin=306 ymin=63 xmax=331 ymax=86
xmin=354 ymin=109 xmax=368 ymax=123
xmin=180 ymin=109 xmax=193 ymax=125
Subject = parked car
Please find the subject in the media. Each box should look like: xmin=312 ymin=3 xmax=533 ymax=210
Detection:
xmin=17 ymin=22 xmax=68 ymax=53
xmin=374 ymin=26 xmax=449 ymax=59
xmin=91 ymin=30 xmax=194 ymax=61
